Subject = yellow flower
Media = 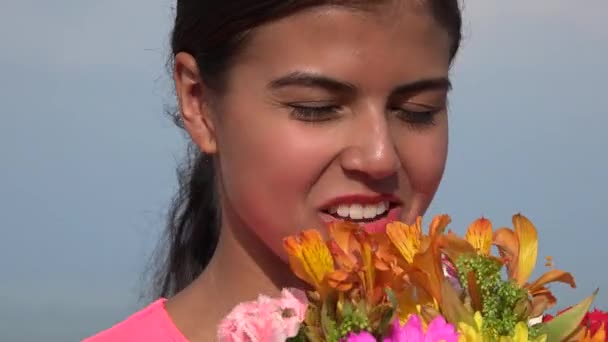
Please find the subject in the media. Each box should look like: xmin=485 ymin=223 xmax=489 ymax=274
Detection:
xmin=465 ymin=217 xmax=493 ymax=255
xmin=458 ymin=311 xmax=484 ymax=342
xmin=532 ymin=332 xmax=548 ymax=342
xmin=395 ymin=286 xmax=439 ymax=324
xmin=283 ymin=229 xmax=334 ymax=297
xmin=510 ymin=322 xmax=528 ymax=342
xmin=457 ymin=312 xmax=547 ymax=342
xmin=509 ymin=322 xmax=547 ymax=342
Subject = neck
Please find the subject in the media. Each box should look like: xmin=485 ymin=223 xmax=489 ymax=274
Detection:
xmin=165 ymin=208 xmax=303 ymax=341
xmin=202 ymin=213 xmax=291 ymax=306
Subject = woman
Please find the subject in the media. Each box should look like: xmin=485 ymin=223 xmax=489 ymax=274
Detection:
xmin=86 ymin=0 xmax=463 ymax=341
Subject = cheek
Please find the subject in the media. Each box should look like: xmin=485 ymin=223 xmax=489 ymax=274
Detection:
xmin=216 ymin=112 xmax=334 ymax=253
xmin=397 ymin=124 xmax=448 ymax=195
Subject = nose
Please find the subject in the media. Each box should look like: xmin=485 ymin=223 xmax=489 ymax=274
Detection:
xmin=339 ymin=110 xmax=400 ymax=180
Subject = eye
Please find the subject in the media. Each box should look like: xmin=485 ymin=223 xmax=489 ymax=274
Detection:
xmin=392 ymin=107 xmax=440 ymax=128
xmin=288 ymin=103 xmax=341 ymax=122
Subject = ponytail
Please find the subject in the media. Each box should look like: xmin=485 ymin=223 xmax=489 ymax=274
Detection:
xmin=152 ymin=145 xmax=220 ymax=298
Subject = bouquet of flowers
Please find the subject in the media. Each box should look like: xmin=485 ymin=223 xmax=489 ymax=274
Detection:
xmin=217 ymin=214 xmax=606 ymax=341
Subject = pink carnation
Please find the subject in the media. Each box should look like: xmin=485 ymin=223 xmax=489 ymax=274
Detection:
xmin=217 ymin=288 xmax=308 ymax=342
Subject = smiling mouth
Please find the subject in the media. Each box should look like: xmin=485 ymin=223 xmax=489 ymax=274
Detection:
xmin=321 ymin=201 xmax=399 ymax=223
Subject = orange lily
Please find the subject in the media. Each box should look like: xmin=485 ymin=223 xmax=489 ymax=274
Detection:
xmin=492 ymin=214 xmax=576 ymax=314
xmin=326 ymin=223 xmax=364 ymax=288
xmin=283 ymin=229 xmax=335 ymax=298
xmin=465 ymin=217 xmax=493 ymax=255
xmin=384 ymin=216 xmax=455 ymax=322
xmin=386 ymin=218 xmax=423 ymax=264
xmin=328 ymin=221 xmax=393 ymax=304
xmin=382 ymin=215 xmax=452 ymax=271
xmin=429 ymin=214 xmax=452 ymax=237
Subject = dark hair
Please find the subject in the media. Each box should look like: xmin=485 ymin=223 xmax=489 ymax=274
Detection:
xmin=152 ymin=0 xmax=463 ymax=298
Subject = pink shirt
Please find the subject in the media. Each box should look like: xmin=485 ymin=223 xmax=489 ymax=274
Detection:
xmin=83 ymin=299 xmax=188 ymax=342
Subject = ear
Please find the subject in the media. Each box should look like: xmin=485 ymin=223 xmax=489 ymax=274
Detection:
xmin=173 ymin=52 xmax=217 ymax=154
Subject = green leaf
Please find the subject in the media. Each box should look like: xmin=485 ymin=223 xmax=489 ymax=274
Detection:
xmin=355 ymin=300 xmax=368 ymax=317
xmin=304 ymin=327 xmax=323 ymax=342
xmin=386 ymin=288 xmax=398 ymax=308
xmin=377 ymin=288 xmax=398 ymax=334
xmin=377 ymin=306 xmax=396 ymax=335
xmin=341 ymin=301 xmax=354 ymax=319
xmin=321 ymin=300 xmax=339 ymax=342
xmin=537 ymin=288 xmax=598 ymax=341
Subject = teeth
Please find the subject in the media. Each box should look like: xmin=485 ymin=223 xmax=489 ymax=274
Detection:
xmin=363 ymin=205 xmax=377 ymax=219
xmin=337 ymin=205 xmax=349 ymax=217
xmin=349 ymin=204 xmax=363 ymax=220
xmin=376 ymin=202 xmax=388 ymax=216
xmin=329 ymin=202 xmax=390 ymax=220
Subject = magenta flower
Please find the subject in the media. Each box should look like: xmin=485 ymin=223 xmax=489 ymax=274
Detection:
xmin=383 ymin=315 xmax=458 ymax=342
xmin=343 ymin=331 xmax=377 ymax=342
xmin=424 ymin=315 xmax=459 ymax=342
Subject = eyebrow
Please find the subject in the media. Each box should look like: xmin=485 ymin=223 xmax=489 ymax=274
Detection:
xmin=268 ymin=71 xmax=452 ymax=95
xmin=268 ymin=71 xmax=357 ymax=93
xmin=393 ymin=77 xmax=452 ymax=95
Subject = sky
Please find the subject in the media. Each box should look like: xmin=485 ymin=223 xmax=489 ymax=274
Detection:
xmin=0 ymin=1 xmax=606 ymax=341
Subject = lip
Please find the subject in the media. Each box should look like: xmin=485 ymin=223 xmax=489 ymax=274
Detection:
xmin=319 ymin=194 xmax=402 ymax=210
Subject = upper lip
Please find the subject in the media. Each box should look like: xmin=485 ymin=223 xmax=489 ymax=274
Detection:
xmin=320 ymin=194 xmax=402 ymax=211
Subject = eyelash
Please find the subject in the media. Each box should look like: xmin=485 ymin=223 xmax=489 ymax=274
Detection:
xmin=392 ymin=108 xmax=439 ymax=127
xmin=289 ymin=105 xmax=340 ymax=122
xmin=289 ymin=104 xmax=439 ymax=127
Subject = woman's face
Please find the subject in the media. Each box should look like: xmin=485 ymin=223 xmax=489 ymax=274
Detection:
xmin=191 ymin=3 xmax=452 ymax=258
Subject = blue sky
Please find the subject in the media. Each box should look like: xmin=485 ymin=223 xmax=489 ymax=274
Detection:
xmin=0 ymin=1 xmax=606 ymax=341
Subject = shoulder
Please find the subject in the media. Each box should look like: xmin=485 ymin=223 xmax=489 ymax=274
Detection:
xmin=83 ymin=299 xmax=188 ymax=342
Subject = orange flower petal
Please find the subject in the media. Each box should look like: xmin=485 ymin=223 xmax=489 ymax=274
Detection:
xmin=513 ymin=214 xmax=539 ymax=286
xmin=530 ymin=292 xmax=552 ymax=317
xmin=328 ymin=221 xmax=359 ymax=255
xmin=591 ymin=323 xmax=606 ymax=342
xmin=354 ymin=232 xmax=375 ymax=298
xmin=465 ymin=217 xmax=493 ymax=255
xmin=528 ymin=269 xmax=576 ymax=293
xmin=328 ymin=240 xmax=357 ymax=271
xmin=429 ymin=214 xmax=451 ymax=237
xmin=437 ymin=233 xmax=476 ymax=263
xmin=284 ymin=235 xmax=315 ymax=286
xmin=326 ymin=270 xmax=354 ymax=291
xmin=493 ymin=227 xmax=519 ymax=280
xmin=386 ymin=221 xmax=422 ymax=264
xmin=283 ymin=229 xmax=334 ymax=290
xmin=532 ymin=287 xmax=558 ymax=314
xmin=410 ymin=244 xmax=443 ymax=302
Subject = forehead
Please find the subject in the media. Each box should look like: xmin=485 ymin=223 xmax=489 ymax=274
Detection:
xmin=232 ymin=3 xmax=452 ymax=91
